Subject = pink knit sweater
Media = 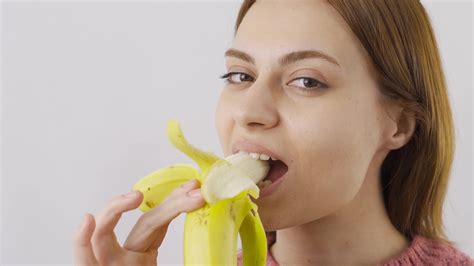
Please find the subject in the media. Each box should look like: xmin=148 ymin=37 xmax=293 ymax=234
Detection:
xmin=237 ymin=232 xmax=474 ymax=265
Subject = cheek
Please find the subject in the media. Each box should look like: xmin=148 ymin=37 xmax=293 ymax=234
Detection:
xmin=259 ymin=96 xmax=381 ymax=230
xmin=302 ymin=103 xmax=378 ymax=202
xmin=215 ymin=92 xmax=233 ymax=156
xmin=295 ymin=112 xmax=369 ymax=210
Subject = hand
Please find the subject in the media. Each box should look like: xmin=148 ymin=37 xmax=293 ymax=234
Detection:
xmin=73 ymin=179 xmax=205 ymax=266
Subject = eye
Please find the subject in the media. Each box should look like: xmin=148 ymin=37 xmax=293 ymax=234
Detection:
xmin=219 ymin=72 xmax=254 ymax=85
xmin=287 ymin=77 xmax=328 ymax=92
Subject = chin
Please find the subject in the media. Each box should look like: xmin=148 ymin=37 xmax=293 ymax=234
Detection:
xmin=258 ymin=211 xmax=286 ymax=232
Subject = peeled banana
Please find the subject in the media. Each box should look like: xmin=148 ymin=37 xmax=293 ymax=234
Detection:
xmin=133 ymin=119 xmax=268 ymax=265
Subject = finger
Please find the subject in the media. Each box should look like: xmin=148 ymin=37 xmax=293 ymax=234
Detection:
xmin=91 ymin=190 xmax=143 ymax=264
xmin=73 ymin=213 xmax=99 ymax=266
xmin=123 ymin=179 xmax=205 ymax=252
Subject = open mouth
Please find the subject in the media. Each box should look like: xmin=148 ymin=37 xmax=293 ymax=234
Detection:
xmin=229 ymin=145 xmax=289 ymax=188
xmin=264 ymin=159 xmax=288 ymax=182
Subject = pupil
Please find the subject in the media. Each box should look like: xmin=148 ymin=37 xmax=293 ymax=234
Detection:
xmin=303 ymin=78 xmax=316 ymax=87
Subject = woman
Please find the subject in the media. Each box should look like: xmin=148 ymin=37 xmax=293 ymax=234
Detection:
xmin=73 ymin=0 xmax=473 ymax=265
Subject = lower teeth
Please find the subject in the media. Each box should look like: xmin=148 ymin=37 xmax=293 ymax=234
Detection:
xmin=257 ymin=180 xmax=273 ymax=188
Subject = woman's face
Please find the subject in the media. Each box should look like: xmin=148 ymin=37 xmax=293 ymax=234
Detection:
xmin=215 ymin=0 xmax=394 ymax=230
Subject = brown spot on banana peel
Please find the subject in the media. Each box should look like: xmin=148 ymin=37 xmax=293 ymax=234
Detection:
xmin=145 ymin=201 xmax=154 ymax=208
xmin=229 ymin=202 xmax=234 ymax=221
xmin=194 ymin=205 xmax=211 ymax=226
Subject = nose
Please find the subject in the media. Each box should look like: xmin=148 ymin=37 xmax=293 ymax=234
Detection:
xmin=233 ymin=81 xmax=279 ymax=131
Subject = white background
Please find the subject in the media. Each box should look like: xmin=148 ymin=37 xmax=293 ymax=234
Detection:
xmin=1 ymin=0 xmax=472 ymax=264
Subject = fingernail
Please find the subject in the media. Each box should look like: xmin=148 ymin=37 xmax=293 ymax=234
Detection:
xmin=187 ymin=188 xmax=202 ymax=198
xmin=181 ymin=179 xmax=197 ymax=189
xmin=124 ymin=191 xmax=138 ymax=198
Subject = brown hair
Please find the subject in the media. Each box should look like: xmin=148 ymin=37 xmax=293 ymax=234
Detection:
xmin=234 ymin=0 xmax=455 ymax=245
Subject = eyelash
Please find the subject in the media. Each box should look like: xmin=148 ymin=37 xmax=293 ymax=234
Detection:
xmin=219 ymin=71 xmax=328 ymax=93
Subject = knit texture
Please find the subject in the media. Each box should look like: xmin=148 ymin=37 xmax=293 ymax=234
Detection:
xmin=237 ymin=232 xmax=474 ymax=265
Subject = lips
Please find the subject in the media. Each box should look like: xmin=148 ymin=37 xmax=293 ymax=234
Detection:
xmin=231 ymin=139 xmax=290 ymax=167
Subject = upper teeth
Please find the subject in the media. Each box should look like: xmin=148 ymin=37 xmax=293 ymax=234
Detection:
xmin=236 ymin=150 xmax=275 ymax=161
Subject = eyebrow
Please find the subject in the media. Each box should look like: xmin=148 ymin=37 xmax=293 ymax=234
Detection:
xmin=224 ymin=48 xmax=340 ymax=67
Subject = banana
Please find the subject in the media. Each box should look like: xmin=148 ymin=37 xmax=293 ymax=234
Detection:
xmin=133 ymin=119 xmax=269 ymax=266
xmin=201 ymin=159 xmax=260 ymax=204
xmin=225 ymin=151 xmax=270 ymax=184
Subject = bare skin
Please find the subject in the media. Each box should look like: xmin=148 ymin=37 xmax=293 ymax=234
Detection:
xmin=73 ymin=179 xmax=205 ymax=265
xmin=215 ymin=0 xmax=415 ymax=265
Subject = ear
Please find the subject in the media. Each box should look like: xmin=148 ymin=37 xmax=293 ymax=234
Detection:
xmin=383 ymin=106 xmax=417 ymax=151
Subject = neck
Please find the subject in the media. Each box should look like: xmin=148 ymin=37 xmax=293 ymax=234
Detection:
xmin=270 ymin=167 xmax=410 ymax=265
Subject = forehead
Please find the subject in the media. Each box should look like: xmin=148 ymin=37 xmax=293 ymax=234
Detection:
xmin=232 ymin=0 xmax=367 ymax=71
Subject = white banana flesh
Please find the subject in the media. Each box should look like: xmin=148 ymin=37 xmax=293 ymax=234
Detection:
xmin=224 ymin=151 xmax=270 ymax=184
xmin=201 ymin=154 xmax=270 ymax=204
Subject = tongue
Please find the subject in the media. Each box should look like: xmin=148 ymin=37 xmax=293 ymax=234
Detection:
xmin=265 ymin=160 xmax=288 ymax=182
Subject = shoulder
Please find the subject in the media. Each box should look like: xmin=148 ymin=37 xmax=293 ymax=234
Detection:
xmin=380 ymin=235 xmax=474 ymax=265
